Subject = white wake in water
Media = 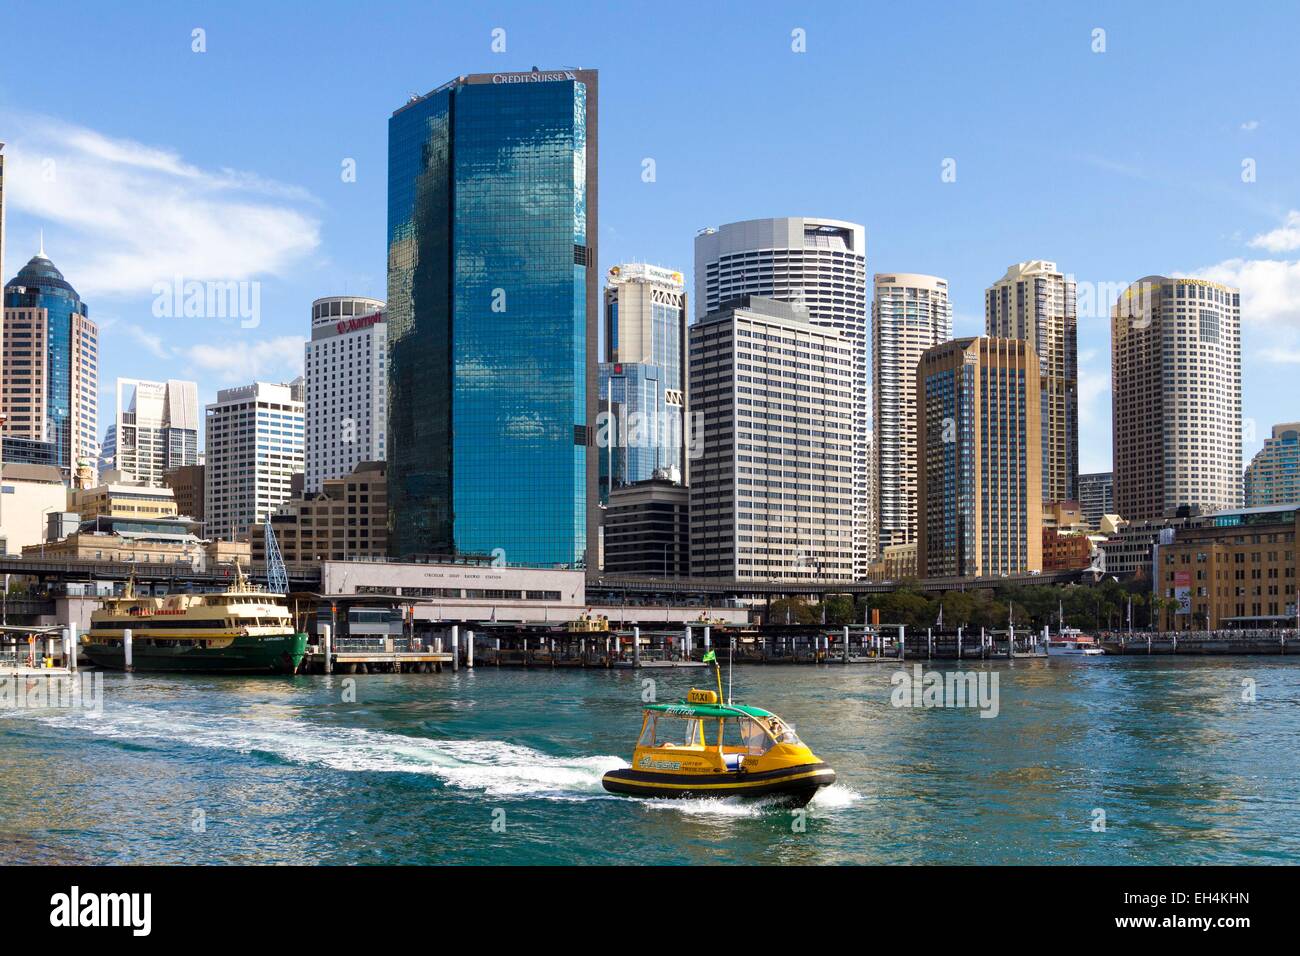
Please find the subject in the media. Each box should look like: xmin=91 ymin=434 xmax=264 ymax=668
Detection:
xmin=14 ymin=705 xmax=862 ymax=814
xmin=639 ymin=782 xmax=862 ymax=818
xmin=22 ymin=704 xmax=625 ymax=800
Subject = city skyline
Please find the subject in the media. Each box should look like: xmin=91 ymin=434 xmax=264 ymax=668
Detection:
xmin=1 ymin=2 xmax=1298 ymax=476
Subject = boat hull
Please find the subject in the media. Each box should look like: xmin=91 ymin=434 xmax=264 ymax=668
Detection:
xmin=602 ymin=763 xmax=836 ymax=807
xmin=82 ymin=633 xmax=308 ymax=675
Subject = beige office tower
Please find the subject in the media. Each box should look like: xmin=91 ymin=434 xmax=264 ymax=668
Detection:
xmin=204 ymin=381 xmax=305 ymax=541
xmin=688 ymin=296 xmax=854 ymax=581
xmin=695 ymin=218 xmax=868 ymax=577
xmin=872 ymin=273 xmax=952 ymax=560
xmin=916 ymin=337 xmax=1043 ymax=578
xmin=1111 ymin=276 xmax=1241 ymax=520
xmin=985 ymin=261 xmax=1078 ymax=506
xmin=112 ymin=378 xmax=200 ymax=486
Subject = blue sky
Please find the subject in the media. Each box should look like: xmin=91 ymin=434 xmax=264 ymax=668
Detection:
xmin=2 ymin=0 xmax=1298 ymax=473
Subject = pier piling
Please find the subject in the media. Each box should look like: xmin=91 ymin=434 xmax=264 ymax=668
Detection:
xmin=123 ymin=627 xmax=134 ymax=673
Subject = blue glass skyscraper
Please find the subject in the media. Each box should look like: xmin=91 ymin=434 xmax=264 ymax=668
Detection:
xmin=598 ymin=362 xmax=680 ymax=504
xmin=387 ymin=70 xmax=599 ymax=567
xmin=3 ymin=249 xmax=98 ymax=478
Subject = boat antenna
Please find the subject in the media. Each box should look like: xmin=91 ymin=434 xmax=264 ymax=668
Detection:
xmin=727 ymin=635 xmax=733 ymax=704
xmin=710 ymin=648 xmax=723 ymax=702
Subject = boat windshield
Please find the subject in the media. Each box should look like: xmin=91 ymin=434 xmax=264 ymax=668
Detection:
xmin=762 ymin=716 xmax=804 ymax=747
xmin=729 ymin=715 xmax=801 ymax=754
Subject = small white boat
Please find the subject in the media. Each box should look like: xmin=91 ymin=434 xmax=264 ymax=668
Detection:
xmin=1045 ymin=628 xmax=1104 ymax=657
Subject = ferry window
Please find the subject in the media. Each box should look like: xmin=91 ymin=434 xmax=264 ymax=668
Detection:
xmin=637 ymin=715 xmax=657 ymax=747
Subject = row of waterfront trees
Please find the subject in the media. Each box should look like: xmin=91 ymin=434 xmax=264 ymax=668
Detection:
xmin=766 ymin=577 xmax=1173 ymax=632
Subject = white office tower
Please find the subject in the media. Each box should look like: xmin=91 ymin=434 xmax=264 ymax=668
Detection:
xmin=1111 ymin=276 xmax=1242 ymax=520
xmin=204 ymin=380 xmax=304 ymax=541
xmin=304 ymin=296 xmax=386 ymax=492
xmin=688 ymin=296 xmax=854 ymax=581
xmin=111 ymin=378 xmax=200 ymax=486
xmin=871 ymin=273 xmax=952 ymax=559
xmin=695 ymin=217 xmax=868 ymax=576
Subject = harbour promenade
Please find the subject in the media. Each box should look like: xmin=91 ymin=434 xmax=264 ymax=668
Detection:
xmin=300 ymin=623 xmax=1300 ymax=673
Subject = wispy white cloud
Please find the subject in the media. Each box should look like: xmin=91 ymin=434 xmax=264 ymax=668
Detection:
xmin=1247 ymin=210 xmax=1300 ymax=254
xmin=3 ymin=114 xmax=320 ymax=297
xmin=122 ymin=323 xmax=171 ymax=360
xmin=1191 ymin=258 xmax=1300 ymax=331
xmin=95 ymin=316 xmax=302 ymax=385
xmin=1240 ymin=119 xmax=1260 ymax=131
xmin=1185 ymin=212 xmax=1300 ymax=343
xmin=182 ymin=335 xmax=305 ymax=382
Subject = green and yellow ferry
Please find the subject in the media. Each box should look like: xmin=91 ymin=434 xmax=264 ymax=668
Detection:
xmin=83 ymin=567 xmax=307 ymax=674
xmin=602 ymin=666 xmax=836 ymax=806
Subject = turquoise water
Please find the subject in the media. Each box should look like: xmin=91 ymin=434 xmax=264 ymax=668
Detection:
xmin=1 ymin=658 xmax=1297 ymax=865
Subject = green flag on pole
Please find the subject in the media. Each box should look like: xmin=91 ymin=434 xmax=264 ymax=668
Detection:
xmin=702 ymin=650 xmax=717 ymax=664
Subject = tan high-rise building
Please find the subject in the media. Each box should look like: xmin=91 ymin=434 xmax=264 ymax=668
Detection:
xmin=68 ymin=480 xmax=178 ymax=520
xmin=872 ymin=272 xmax=952 ymax=560
xmin=1111 ymin=276 xmax=1241 ymax=521
xmin=164 ymin=463 xmax=205 ymax=521
xmin=250 ymin=460 xmax=388 ymax=564
xmin=985 ymin=260 xmax=1077 ymax=505
xmin=688 ymin=296 xmax=854 ymax=581
xmin=916 ymin=337 xmax=1043 ymax=578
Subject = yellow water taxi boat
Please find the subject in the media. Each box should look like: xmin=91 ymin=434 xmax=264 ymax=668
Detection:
xmin=602 ymin=684 xmax=836 ymax=806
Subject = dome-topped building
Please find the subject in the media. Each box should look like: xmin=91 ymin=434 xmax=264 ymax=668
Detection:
xmin=3 ymin=243 xmax=99 ymax=480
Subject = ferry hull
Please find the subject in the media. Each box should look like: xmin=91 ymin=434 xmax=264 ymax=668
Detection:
xmin=82 ymin=633 xmax=308 ymax=675
xmin=602 ymin=763 xmax=836 ymax=807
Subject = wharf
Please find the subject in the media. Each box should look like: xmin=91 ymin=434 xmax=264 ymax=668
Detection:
xmin=0 ymin=664 xmax=73 ymax=677
xmin=300 ymin=636 xmax=452 ymax=674
xmin=1099 ymin=629 xmax=1299 ymax=655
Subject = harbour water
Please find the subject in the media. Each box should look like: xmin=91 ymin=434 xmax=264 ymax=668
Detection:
xmin=2 ymin=658 xmax=1297 ymax=865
